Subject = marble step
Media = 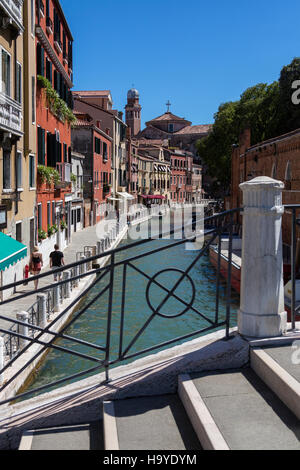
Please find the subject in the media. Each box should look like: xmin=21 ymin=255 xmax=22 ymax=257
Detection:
xmin=18 ymin=422 xmax=103 ymax=450
xmin=250 ymin=344 xmax=300 ymax=419
xmin=178 ymin=369 xmax=300 ymax=450
xmin=103 ymin=394 xmax=201 ymax=451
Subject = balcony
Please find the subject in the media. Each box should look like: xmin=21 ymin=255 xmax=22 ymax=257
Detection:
xmin=38 ymin=0 xmax=44 ymax=17
xmin=63 ymin=51 xmax=68 ymax=65
xmin=0 ymin=93 xmax=22 ymax=136
xmin=56 ymin=163 xmax=72 ymax=188
xmin=0 ymin=0 xmax=24 ymax=33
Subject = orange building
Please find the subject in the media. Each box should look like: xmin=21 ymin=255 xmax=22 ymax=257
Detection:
xmin=35 ymin=0 xmax=74 ymax=244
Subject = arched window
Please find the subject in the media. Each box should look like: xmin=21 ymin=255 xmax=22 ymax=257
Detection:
xmin=285 ymin=161 xmax=292 ymax=190
xmin=271 ymin=163 xmax=277 ymax=179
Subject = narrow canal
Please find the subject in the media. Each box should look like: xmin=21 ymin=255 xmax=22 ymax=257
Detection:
xmin=24 ymin=219 xmax=239 ymax=398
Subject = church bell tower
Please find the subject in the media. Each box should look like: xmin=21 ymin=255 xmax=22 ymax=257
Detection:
xmin=125 ymin=88 xmax=142 ymax=136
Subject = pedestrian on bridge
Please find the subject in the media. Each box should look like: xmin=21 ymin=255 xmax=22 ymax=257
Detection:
xmin=29 ymin=247 xmax=43 ymax=290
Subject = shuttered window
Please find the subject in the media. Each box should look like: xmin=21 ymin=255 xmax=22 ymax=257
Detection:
xmin=38 ymin=127 xmax=45 ymax=165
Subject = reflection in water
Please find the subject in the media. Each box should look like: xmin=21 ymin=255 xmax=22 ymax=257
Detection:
xmin=24 ymin=221 xmax=239 ymax=398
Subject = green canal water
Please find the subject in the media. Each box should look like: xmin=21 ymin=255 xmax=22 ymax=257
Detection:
xmin=23 ymin=221 xmax=239 ymax=399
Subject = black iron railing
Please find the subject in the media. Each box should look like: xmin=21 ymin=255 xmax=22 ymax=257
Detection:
xmin=0 ymin=208 xmax=241 ymax=406
xmin=284 ymin=204 xmax=300 ymax=330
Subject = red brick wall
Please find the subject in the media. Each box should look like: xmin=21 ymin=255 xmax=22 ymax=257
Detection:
xmin=230 ymin=128 xmax=300 ymax=248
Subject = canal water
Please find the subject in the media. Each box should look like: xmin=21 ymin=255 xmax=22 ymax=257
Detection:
xmin=23 ymin=219 xmax=239 ymax=398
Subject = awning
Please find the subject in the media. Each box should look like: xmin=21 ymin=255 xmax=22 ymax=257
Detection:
xmin=0 ymin=233 xmax=27 ymax=271
xmin=117 ymin=192 xmax=135 ymax=200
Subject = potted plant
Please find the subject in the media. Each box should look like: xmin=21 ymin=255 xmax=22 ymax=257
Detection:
xmin=38 ymin=229 xmax=47 ymax=242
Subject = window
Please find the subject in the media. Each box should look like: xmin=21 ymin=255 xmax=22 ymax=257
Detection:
xmin=16 ymin=151 xmax=22 ymax=189
xmin=46 ymin=59 xmax=52 ymax=84
xmin=37 ymin=43 xmax=45 ymax=76
xmin=32 ymin=76 xmax=35 ymax=123
xmin=95 ymin=137 xmax=101 ymax=154
xmin=63 ymin=143 xmax=67 ymax=162
xmin=38 ymin=204 xmax=42 ymax=230
xmin=16 ymin=222 xmax=22 ymax=243
xmin=47 ymin=202 xmax=51 ymax=228
xmin=168 ymin=124 xmax=174 ymax=133
xmin=52 ymin=201 xmax=56 ymax=225
xmin=3 ymin=150 xmax=11 ymax=189
xmin=37 ymin=127 xmax=45 ymax=165
xmin=29 ymin=155 xmax=35 ymax=188
xmin=1 ymin=49 xmax=11 ymax=96
xmin=16 ymin=63 xmax=22 ymax=103
xmin=31 ymin=0 xmax=35 ymax=35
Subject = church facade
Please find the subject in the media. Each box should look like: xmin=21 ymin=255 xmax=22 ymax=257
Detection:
xmin=125 ymin=88 xmax=211 ymax=202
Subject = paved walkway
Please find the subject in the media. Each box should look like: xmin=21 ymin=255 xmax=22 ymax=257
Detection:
xmin=0 ymin=225 xmax=115 ymax=334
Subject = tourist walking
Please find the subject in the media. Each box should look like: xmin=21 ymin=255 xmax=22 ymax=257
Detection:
xmin=29 ymin=247 xmax=43 ymax=290
xmin=49 ymin=244 xmax=65 ymax=282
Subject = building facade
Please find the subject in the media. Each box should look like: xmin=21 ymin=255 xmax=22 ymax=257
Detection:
xmin=71 ymin=111 xmax=112 ymax=226
xmin=35 ymin=0 xmax=74 ymax=250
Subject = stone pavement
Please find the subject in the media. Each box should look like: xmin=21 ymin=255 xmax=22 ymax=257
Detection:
xmin=0 ymin=225 xmax=111 ymax=334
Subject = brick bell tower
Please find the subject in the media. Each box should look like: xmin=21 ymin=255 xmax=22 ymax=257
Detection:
xmin=125 ymin=88 xmax=142 ymax=136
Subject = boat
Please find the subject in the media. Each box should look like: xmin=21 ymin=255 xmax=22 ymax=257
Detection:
xmin=209 ymin=238 xmax=242 ymax=294
xmin=209 ymin=238 xmax=299 ymax=322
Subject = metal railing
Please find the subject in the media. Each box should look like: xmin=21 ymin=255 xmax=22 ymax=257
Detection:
xmin=284 ymin=204 xmax=300 ymax=330
xmin=0 ymin=208 xmax=241 ymax=406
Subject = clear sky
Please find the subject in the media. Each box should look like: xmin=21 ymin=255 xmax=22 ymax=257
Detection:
xmin=60 ymin=0 xmax=300 ymax=128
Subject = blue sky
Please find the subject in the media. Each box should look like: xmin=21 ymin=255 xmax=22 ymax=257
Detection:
xmin=61 ymin=0 xmax=300 ymax=127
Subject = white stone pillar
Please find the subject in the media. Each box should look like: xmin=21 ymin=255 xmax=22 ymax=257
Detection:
xmin=74 ymin=265 xmax=79 ymax=287
xmin=17 ymin=311 xmax=30 ymax=349
xmin=238 ymin=176 xmax=287 ymax=338
xmin=53 ymin=285 xmax=60 ymax=312
xmin=37 ymin=294 xmax=47 ymax=329
xmin=63 ymin=271 xmax=71 ymax=299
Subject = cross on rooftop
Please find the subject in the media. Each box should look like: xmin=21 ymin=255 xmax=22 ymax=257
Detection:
xmin=166 ymin=100 xmax=171 ymax=112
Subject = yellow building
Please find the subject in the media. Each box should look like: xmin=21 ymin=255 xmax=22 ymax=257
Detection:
xmin=0 ymin=0 xmax=36 ymax=252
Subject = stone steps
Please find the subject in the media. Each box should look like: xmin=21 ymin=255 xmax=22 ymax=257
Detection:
xmin=18 ymin=344 xmax=300 ymax=450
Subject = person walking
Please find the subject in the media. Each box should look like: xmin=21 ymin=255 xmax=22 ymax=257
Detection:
xmin=29 ymin=247 xmax=43 ymax=290
xmin=49 ymin=244 xmax=65 ymax=282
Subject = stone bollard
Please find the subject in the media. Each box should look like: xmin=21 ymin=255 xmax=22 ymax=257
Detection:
xmin=53 ymin=285 xmax=60 ymax=312
xmin=37 ymin=294 xmax=47 ymax=329
xmin=0 ymin=336 xmax=3 ymax=385
xmin=63 ymin=271 xmax=71 ymax=299
xmin=238 ymin=177 xmax=287 ymax=338
xmin=97 ymin=241 xmax=102 ymax=255
xmin=85 ymin=251 xmax=92 ymax=271
xmin=80 ymin=255 xmax=86 ymax=276
xmin=74 ymin=265 xmax=80 ymax=287
xmin=17 ymin=311 xmax=30 ymax=349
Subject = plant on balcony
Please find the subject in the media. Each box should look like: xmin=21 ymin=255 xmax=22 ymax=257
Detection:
xmin=38 ymin=229 xmax=47 ymax=242
xmin=37 ymin=165 xmax=60 ymax=186
xmin=60 ymin=220 xmax=67 ymax=230
xmin=71 ymin=173 xmax=77 ymax=185
xmin=47 ymin=225 xmax=58 ymax=237
xmin=37 ymin=75 xmax=76 ymax=125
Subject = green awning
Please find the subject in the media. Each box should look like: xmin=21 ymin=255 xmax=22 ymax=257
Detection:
xmin=0 ymin=232 xmax=27 ymax=271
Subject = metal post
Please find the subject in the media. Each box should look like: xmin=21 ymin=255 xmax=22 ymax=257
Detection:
xmin=105 ymin=253 xmax=115 ymax=382
xmin=37 ymin=294 xmax=47 ymax=329
xmin=0 ymin=336 xmax=4 ymax=385
xmin=291 ymin=209 xmax=296 ymax=330
xmin=63 ymin=271 xmax=71 ymax=299
xmin=16 ymin=311 xmax=30 ymax=349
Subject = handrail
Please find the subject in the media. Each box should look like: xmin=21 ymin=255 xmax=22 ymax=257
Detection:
xmin=0 ymin=207 xmax=242 ymax=406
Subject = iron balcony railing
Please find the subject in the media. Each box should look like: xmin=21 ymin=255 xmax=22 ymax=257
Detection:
xmin=0 ymin=208 xmax=241 ymax=406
